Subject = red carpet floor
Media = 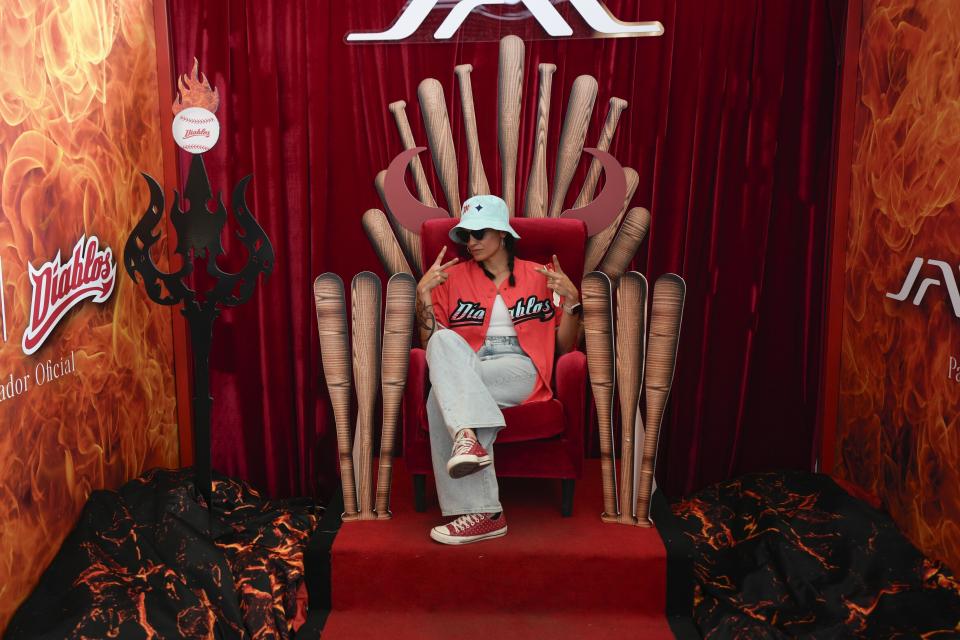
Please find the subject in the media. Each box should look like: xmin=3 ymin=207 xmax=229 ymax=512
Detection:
xmin=321 ymin=460 xmax=673 ymax=639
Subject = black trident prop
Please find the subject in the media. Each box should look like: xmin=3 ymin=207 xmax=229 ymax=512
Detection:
xmin=124 ymin=154 xmax=274 ymax=509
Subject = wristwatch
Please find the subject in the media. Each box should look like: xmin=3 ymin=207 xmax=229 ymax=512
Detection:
xmin=563 ymin=301 xmax=583 ymax=316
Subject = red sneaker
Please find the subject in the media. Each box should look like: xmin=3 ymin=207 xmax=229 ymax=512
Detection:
xmin=430 ymin=512 xmax=507 ymax=545
xmin=446 ymin=431 xmax=491 ymax=478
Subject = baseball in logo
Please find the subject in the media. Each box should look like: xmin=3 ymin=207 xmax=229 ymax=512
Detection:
xmin=172 ymin=106 xmax=220 ymax=154
xmin=22 ymin=236 xmax=117 ymax=356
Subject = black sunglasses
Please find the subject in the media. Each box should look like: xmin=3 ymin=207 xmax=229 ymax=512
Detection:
xmin=456 ymin=228 xmax=490 ymax=243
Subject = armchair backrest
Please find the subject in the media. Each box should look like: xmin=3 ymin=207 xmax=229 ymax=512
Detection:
xmin=420 ymin=218 xmax=588 ymax=289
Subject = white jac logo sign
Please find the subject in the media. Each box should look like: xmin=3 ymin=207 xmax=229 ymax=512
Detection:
xmin=347 ymin=0 xmax=663 ymax=42
xmin=886 ymin=257 xmax=960 ymax=318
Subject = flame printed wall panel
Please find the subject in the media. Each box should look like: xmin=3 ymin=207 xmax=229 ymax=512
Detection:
xmin=0 ymin=0 xmax=178 ymax=632
xmin=837 ymin=0 xmax=960 ymax=574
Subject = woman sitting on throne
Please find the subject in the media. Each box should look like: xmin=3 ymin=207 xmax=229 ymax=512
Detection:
xmin=415 ymin=194 xmax=583 ymax=545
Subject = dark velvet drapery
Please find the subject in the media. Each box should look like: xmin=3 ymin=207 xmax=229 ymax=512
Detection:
xmin=166 ymin=0 xmax=840 ymax=499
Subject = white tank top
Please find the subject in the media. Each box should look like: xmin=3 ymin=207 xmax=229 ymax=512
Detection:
xmin=485 ymin=294 xmax=517 ymax=337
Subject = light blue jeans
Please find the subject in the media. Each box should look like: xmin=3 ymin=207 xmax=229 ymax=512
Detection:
xmin=426 ymin=330 xmax=537 ymax=516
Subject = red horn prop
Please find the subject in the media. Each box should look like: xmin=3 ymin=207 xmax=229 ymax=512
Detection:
xmin=560 ymin=147 xmax=627 ymax=236
xmin=383 ymin=147 xmax=450 ymax=233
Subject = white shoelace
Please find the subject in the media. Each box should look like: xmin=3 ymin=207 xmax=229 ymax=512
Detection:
xmin=452 ymin=434 xmax=477 ymax=457
xmin=449 ymin=513 xmax=484 ymax=532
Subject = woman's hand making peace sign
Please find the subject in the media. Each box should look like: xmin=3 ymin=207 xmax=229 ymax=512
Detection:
xmin=417 ymin=246 xmax=459 ymax=297
xmin=536 ymin=254 xmax=579 ymax=304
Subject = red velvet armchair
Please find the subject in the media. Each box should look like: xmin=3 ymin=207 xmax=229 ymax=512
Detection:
xmin=402 ymin=218 xmax=589 ymax=516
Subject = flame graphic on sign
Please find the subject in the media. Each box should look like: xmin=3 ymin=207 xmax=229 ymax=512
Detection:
xmin=0 ymin=0 xmax=178 ymax=632
xmin=837 ymin=0 xmax=960 ymax=574
xmin=173 ymin=57 xmax=220 ymax=115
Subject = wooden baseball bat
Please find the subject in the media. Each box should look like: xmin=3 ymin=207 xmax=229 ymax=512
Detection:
xmin=548 ymin=75 xmax=598 ymax=217
xmin=388 ymin=100 xmax=438 ymax=208
xmin=582 ymin=271 xmax=618 ymax=520
xmin=375 ymin=170 xmax=423 ymax=275
xmin=599 ymin=206 xmax=651 ymax=281
xmin=615 ymin=272 xmax=647 ymax=524
xmin=574 ymin=97 xmax=628 ymax=209
xmin=455 ymin=64 xmax=490 ymax=198
xmin=351 ymin=272 xmax=382 ymax=520
xmin=313 ymin=274 xmax=358 ymax=520
xmin=524 ymin=63 xmax=557 ymax=218
xmin=498 ymin=35 xmax=524 ymax=215
xmin=376 ymin=273 xmax=416 ymax=518
xmin=636 ymin=274 xmax=685 ymax=526
xmin=362 ymin=209 xmax=412 ymax=277
xmin=418 ymin=79 xmax=461 ymax=215
xmin=584 ymin=168 xmax=639 ymax=273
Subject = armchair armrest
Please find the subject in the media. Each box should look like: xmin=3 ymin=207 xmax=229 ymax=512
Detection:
xmin=403 ymin=347 xmax=429 ymax=429
xmin=402 ymin=348 xmax=430 ymax=470
xmin=555 ymin=349 xmax=587 ymax=456
xmin=407 ymin=348 xmax=428 ymax=400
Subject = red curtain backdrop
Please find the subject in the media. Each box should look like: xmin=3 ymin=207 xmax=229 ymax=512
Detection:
xmin=166 ymin=0 xmax=840 ymax=499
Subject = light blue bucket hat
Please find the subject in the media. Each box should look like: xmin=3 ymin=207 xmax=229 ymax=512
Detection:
xmin=449 ymin=194 xmax=521 ymax=244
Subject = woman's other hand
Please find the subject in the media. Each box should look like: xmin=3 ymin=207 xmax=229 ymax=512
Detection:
xmin=417 ymin=246 xmax=459 ymax=296
xmin=536 ymin=254 xmax=579 ymax=304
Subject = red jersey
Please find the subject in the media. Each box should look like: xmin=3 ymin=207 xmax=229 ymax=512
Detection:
xmin=430 ymin=258 xmax=565 ymax=404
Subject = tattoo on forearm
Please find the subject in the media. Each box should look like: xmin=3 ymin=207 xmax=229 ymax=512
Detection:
xmin=416 ymin=298 xmax=436 ymax=334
